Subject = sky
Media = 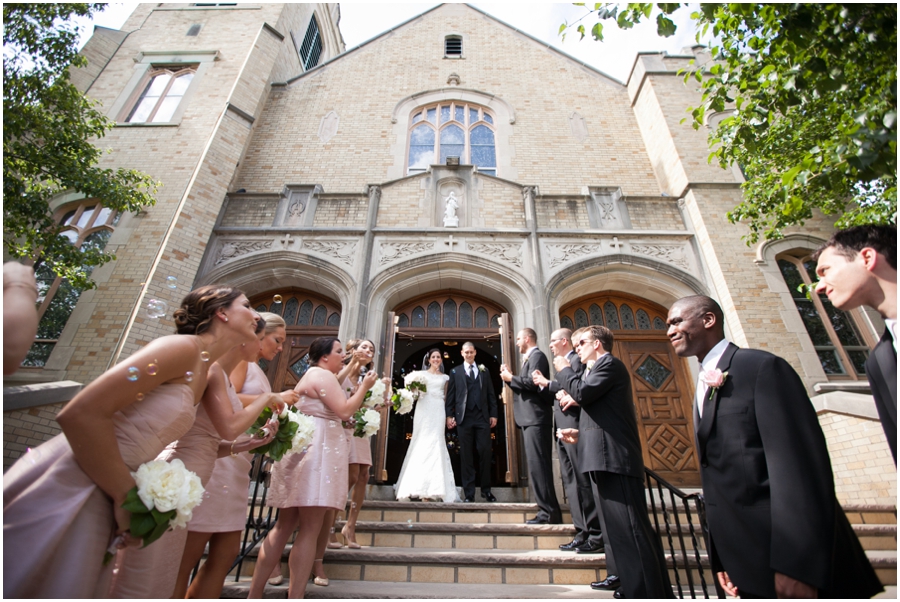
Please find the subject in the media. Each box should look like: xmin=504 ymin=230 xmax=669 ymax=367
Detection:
xmin=78 ymin=2 xmax=702 ymax=83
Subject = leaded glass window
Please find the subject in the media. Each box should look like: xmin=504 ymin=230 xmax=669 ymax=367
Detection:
xmin=443 ymin=299 xmax=457 ymax=328
xmin=283 ymin=298 xmax=299 ymax=325
xmin=589 ymin=304 xmax=604 ymax=326
xmin=327 ymin=312 xmax=340 ymax=327
xmin=475 ymin=307 xmax=489 ymax=328
xmin=620 ymin=304 xmax=636 ymax=330
xmin=411 ymin=306 xmax=426 ymax=327
xmin=561 ymin=316 xmax=574 ymax=330
xmin=574 ymin=308 xmax=589 ymax=329
xmin=427 ymin=302 xmax=441 ymax=328
xmin=407 ymin=102 xmax=497 ymax=176
xmin=604 ymin=302 xmax=620 ymax=330
xmin=312 ymin=305 xmax=327 ymax=326
xmin=637 ymin=309 xmax=652 ymax=330
xmin=459 ymin=302 xmax=473 ymax=328
xmin=125 ymin=67 xmax=196 ymax=123
xmin=297 ymin=300 xmax=313 ymax=325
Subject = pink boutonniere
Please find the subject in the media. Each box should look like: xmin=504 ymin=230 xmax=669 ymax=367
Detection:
xmin=699 ymin=369 xmax=728 ymax=400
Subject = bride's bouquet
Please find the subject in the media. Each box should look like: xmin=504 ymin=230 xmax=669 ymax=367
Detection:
xmin=249 ymin=406 xmax=316 ymax=462
xmin=403 ymin=371 xmax=429 ymax=397
xmin=346 ymin=406 xmax=381 ymax=438
xmin=104 ymin=458 xmax=204 ymax=564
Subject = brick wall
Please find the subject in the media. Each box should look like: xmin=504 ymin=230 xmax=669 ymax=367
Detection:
xmin=478 ymin=178 xmax=525 ymax=229
xmin=377 ymin=178 xmax=426 ymax=228
xmin=819 ymin=412 xmax=897 ymax=506
xmin=313 ymin=197 xmax=368 ymax=227
xmin=3 ymin=404 xmax=64 ymax=471
xmin=536 ymin=198 xmax=589 ymax=229
xmin=219 ymin=196 xmax=279 ymax=228
xmin=627 ymin=199 xmax=685 ymax=230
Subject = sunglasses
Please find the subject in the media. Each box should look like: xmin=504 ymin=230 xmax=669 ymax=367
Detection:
xmin=573 ymin=339 xmax=594 ymax=348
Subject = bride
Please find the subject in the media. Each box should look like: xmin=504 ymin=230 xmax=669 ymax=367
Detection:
xmin=394 ymin=349 xmax=460 ymax=503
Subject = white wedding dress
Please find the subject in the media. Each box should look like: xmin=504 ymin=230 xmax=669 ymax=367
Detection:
xmin=394 ymin=371 xmax=460 ymax=503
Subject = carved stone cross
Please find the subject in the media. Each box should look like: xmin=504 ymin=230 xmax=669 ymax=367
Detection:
xmin=444 ymin=235 xmax=457 ymax=251
xmin=610 ymin=236 xmax=622 ymax=252
xmin=281 ymin=232 xmax=293 ymax=248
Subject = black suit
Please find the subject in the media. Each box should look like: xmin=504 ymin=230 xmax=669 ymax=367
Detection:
xmin=695 ymin=342 xmax=882 ymax=598
xmin=866 ymin=327 xmax=897 ymax=463
xmin=550 ymin=352 xmax=603 ymax=546
xmin=506 ymin=348 xmax=561 ymax=522
xmin=557 ymin=354 xmax=672 ymax=599
xmin=446 ymin=363 xmax=497 ymax=499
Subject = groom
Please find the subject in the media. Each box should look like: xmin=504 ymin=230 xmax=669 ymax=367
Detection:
xmin=446 ymin=342 xmax=498 ymax=502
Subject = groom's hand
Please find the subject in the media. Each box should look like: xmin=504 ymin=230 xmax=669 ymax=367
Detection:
xmin=489 ymin=417 xmax=497 ymax=428
xmin=446 ymin=417 xmax=456 ymax=429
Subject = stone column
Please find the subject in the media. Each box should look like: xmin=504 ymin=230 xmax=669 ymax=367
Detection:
xmin=354 ymin=184 xmax=381 ymax=334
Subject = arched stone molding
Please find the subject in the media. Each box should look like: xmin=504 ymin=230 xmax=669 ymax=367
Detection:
xmin=753 ymin=233 xmax=826 ymax=266
xmin=387 ymin=87 xmax=517 ymax=182
xmin=194 ymin=250 xmax=356 ymax=338
xmin=364 ymin=253 xmax=533 ymax=344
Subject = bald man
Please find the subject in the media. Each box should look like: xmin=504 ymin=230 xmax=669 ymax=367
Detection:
xmin=667 ymin=295 xmax=881 ymax=599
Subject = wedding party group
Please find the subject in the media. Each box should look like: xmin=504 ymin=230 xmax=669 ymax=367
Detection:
xmin=2 ymin=224 xmax=895 ymax=599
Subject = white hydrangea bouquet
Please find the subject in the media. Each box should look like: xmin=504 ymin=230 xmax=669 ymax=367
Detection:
xmin=249 ymin=405 xmax=316 ymax=462
xmin=384 ymin=371 xmax=429 ymax=415
xmin=362 ymin=377 xmax=388 ymax=409
xmin=104 ymin=458 xmax=204 ymax=564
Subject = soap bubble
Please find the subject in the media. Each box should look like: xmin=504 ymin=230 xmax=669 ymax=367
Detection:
xmin=136 ymin=393 xmax=145 ymax=401
xmin=166 ymin=276 xmax=178 ymax=289
xmin=200 ymin=351 xmax=210 ymax=362
xmin=25 ymin=447 xmax=41 ymax=464
xmin=147 ymin=299 xmax=168 ymax=319
xmin=126 ymin=367 xmax=140 ymax=382
xmin=146 ymin=363 xmax=159 ymax=376
xmin=407 ymin=519 xmax=413 ymax=528
xmin=273 ymin=295 xmax=283 ymax=304
xmin=185 ymin=371 xmax=194 ymax=382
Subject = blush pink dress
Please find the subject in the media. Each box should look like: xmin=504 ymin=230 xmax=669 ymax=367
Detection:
xmin=189 ymin=362 xmax=268 ymax=533
xmin=2 ymin=383 xmax=196 ymax=599
xmin=268 ymin=368 xmax=349 ymax=510
xmin=343 ymin=377 xmax=373 ymax=466
xmin=108 ymin=381 xmax=221 ymax=598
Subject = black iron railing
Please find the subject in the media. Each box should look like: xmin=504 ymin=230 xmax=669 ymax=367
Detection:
xmin=644 ymin=468 xmax=724 ymax=599
xmin=230 ymin=455 xmax=279 ymax=581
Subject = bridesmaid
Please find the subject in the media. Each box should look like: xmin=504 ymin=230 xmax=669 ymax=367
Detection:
xmin=109 ymin=316 xmax=283 ymax=597
xmin=178 ymin=312 xmax=298 ymax=598
xmin=3 ymin=285 xmax=258 ymax=598
xmin=248 ymin=337 xmax=378 ymax=599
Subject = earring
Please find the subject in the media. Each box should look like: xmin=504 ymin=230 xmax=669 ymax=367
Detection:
xmin=223 ymin=315 xmax=229 ymax=322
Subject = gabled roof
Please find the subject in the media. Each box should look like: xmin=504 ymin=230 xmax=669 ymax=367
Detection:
xmin=278 ymin=3 xmax=623 ymax=87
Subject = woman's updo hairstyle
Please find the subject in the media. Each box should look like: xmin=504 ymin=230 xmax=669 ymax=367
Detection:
xmin=258 ymin=312 xmax=286 ymax=334
xmin=308 ymin=337 xmax=340 ymax=364
xmin=173 ymin=285 xmax=244 ymax=335
xmin=344 ymin=338 xmax=375 ymax=369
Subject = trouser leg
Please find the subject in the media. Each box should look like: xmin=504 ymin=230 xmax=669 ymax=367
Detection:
xmin=522 ymin=423 xmax=561 ymax=522
xmin=457 ymin=422 xmax=476 ymax=499
xmin=473 ymin=420 xmax=493 ymax=494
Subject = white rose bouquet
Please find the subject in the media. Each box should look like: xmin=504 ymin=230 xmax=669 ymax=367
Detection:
xmin=403 ymin=371 xmax=429 ymax=397
xmin=249 ymin=405 xmax=316 ymax=461
xmin=104 ymin=458 xmax=204 ymax=564
xmin=346 ymin=406 xmax=382 ymax=438
xmin=363 ymin=378 xmax=387 ymax=409
xmin=388 ymin=387 xmax=416 ymax=415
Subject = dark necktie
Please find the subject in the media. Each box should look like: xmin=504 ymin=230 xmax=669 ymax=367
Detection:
xmin=468 ymin=364 xmax=475 ymax=380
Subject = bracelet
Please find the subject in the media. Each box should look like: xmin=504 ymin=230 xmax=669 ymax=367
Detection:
xmin=4 ymin=281 xmax=38 ymax=299
xmin=230 ymin=439 xmax=238 ymax=457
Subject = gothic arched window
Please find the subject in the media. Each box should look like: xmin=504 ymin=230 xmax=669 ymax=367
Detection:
xmin=24 ymin=202 xmax=119 ymax=367
xmin=407 ymin=102 xmax=496 ymax=176
xmin=125 ymin=66 xmax=196 ymax=123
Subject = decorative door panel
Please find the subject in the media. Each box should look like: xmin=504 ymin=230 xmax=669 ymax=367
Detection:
xmin=618 ymin=340 xmax=699 ymax=487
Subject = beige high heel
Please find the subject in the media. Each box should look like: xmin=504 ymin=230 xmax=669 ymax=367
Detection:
xmin=341 ymin=524 xmax=361 ymax=549
xmin=311 ymin=559 xmax=329 ymax=587
xmin=268 ymin=562 xmax=285 ymax=585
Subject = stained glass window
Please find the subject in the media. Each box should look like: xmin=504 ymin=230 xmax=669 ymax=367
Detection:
xmin=427 ymin=302 xmax=441 ymax=328
xmin=411 ymin=306 xmax=426 ymax=327
xmin=297 ymin=300 xmax=313 ymax=325
xmin=604 ymin=302 xmax=620 ymax=330
xmin=637 ymin=309 xmax=652 ymax=330
xmin=407 ymin=102 xmax=497 ymax=175
xmin=443 ymin=299 xmax=457 ymax=328
xmin=475 ymin=307 xmax=489 ymax=328
xmin=283 ymin=298 xmax=299 ymax=325
xmin=459 ymin=302 xmax=473 ymax=328
xmin=574 ymin=309 xmax=589 ymax=329
xmin=589 ymin=304 xmax=604 ymax=326
xmin=620 ymin=304 xmax=636 ymax=330
xmin=312 ymin=305 xmax=327 ymax=326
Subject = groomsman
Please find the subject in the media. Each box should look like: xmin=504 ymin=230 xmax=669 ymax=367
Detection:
xmin=500 ymin=328 xmax=562 ymax=524
xmin=532 ymin=329 xmax=605 ymax=554
xmin=667 ymin=295 xmax=882 ymax=598
xmin=813 ymin=225 xmax=897 ymax=463
xmin=556 ymin=326 xmax=673 ymax=599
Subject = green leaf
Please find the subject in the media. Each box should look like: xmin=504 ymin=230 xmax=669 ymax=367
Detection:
xmin=656 ymin=14 xmax=677 ymax=37
xmin=591 ymin=22 xmax=603 ymax=41
xmin=129 ymin=511 xmax=158 ymax=539
xmin=142 ymin=515 xmax=172 ymax=547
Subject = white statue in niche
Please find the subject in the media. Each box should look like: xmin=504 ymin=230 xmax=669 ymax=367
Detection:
xmin=442 ymin=191 xmax=459 ymax=227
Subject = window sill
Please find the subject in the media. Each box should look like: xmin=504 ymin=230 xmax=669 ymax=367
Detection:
xmin=443 ymin=56 xmax=465 ymax=60
xmin=153 ymin=5 xmax=262 ymax=11
xmin=3 ymin=380 xmax=83 ymax=411
xmin=115 ymin=122 xmax=181 ymax=127
xmin=813 ymin=381 xmax=872 ymax=395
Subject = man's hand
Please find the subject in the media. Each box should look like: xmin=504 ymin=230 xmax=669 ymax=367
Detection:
xmin=446 ymin=417 xmax=456 ymax=430
xmin=717 ymin=572 xmax=738 ymax=597
xmin=553 ymin=355 xmax=571 ymax=372
xmin=559 ymin=393 xmax=579 ymax=411
xmin=557 ymin=428 xmax=579 ymax=444
xmin=499 ymin=364 xmax=512 ymax=383
xmin=775 ymin=572 xmax=817 ymax=598
xmin=489 ymin=417 xmax=497 ymax=428
xmin=531 ymin=369 xmax=550 ymax=388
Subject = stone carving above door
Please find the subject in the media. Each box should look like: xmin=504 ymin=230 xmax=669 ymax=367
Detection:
xmin=215 ymin=239 xmax=274 ymax=265
xmin=546 ymin=243 xmax=594 ymax=268
xmin=379 ymin=241 xmax=434 ymax=265
xmin=302 ymin=240 xmax=357 ymax=266
xmin=467 ymin=242 xmax=523 ymax=268
xmin=630 ymin=243 xmax=690 ymax=270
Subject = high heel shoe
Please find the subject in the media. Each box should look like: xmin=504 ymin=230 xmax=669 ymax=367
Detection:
xmin=311 ymin=559 xmax=329 ymax=587
xmin=341 ymin=524 xmax=361 ymax=549
xmin=267 ymin=574 xmax=284 ymax=586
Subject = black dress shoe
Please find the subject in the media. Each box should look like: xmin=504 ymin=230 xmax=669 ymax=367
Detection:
xmin=481 ymin=491 xmax=497 ymax=502
xmin=590 ymin=575 xmax=621 ymax=591
xmin=463 ymin=497 xmax=475 ymax=503
xmin=575 ymin=540 xmax=605 ymax=554
xmin=559 ymin=539 xmax=586 ymax=551
xmin=613 ymin=589 xmax=624 ymax=599
xmin=525 ymin=516 xmax=549 ymax=525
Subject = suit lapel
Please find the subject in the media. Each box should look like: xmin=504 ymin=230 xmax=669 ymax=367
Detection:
xmin=874 ymin=328 xmax=897 ymax=404
xmin=696 ymin=343 xmax=738 ymax=458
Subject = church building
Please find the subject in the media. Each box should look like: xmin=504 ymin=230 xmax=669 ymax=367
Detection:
xmin=4 ymin=3 xmax=895 ymax=512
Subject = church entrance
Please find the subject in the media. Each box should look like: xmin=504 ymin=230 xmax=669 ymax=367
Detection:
xmin=374 ymin=290 xmax=517 ymax=489
xmin=560 ymin=293 xmax=700 ymax=487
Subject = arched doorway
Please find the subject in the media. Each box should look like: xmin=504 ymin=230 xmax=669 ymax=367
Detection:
xmin=250 ymin=289 xmax=341 ymax=391
xmin=375 ymin=290 xmax=517 ymax=489
xmin=560 ymin=293 xmax=700 ymax=487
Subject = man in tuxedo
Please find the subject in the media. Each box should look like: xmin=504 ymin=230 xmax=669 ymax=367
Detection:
xmin=500 ymin=328 xmax=562 ymax=524
xmin=556 ymin=326 xmax=672 ymax=599
xmin=813 ymin=225 xmax=897 ymax=463
xmin=667 ymin=295 xmax=882 ymax=598
xmin=446 ymin=342 xmax=498 ymax=503
xmin=532 ymin=328 xmax=605 ymax=554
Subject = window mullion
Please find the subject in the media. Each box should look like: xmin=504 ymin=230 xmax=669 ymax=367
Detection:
xmin=146 ymin=71 xmax=177 ymax=122
xmin=36 ymin=278 xmax=64 ymax=320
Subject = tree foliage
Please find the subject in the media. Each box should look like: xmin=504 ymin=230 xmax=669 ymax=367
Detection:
xmin=3 ymin=3 xmax=158 ymax=289
xmin=563 ymin=3 xmax=896 ymax=242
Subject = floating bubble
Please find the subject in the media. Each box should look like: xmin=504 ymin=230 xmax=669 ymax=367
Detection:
xmin=147 ymin=299 xmax=168 ymax=319
xmin=272 ymin=295 xmax=283 ymax=304
xmin=184 ymin=371 xmax=194 ymax=382
xmin=25 ymin=447 xmax=41 ymax=465
xmin=126 ymin=366 xmax=140 ymax=382
xmin=222 ymin=485 xmax=228 ymax=494
xmin=325 ymin=476 xmax=332 ymax=484
xmin=407 ymin=519 xmax=413 ymax=529
xmin=200 ymin=351 xmax=210 ymax=362
xmin=166 ymin=276 xmax=178 ymax=289
xmin=319 ymin=389 xmax=327 ymax=396
xmin=202 ymin=491 xmax=211 ymax=500
xmin=136 ymin=393 xmax=145 ymax=401
xmin=146 ymin=363 xmax=159 ymax=376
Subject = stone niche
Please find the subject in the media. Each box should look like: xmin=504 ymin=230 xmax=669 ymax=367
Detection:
xmin=422 ymin=165 xmax=477 ymax=228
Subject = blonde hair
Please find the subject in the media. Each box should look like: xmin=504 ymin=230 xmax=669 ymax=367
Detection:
xmin=258 ymin=312 xmax=286 ymax=334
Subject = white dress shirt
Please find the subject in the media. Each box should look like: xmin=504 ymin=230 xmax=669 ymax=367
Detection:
xmin=696 ymin=338 xmax=730 ymax=419
xmin=884 ymin=319 xmax=897 ymax=353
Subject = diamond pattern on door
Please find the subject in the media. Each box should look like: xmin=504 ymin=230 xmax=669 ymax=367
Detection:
xmin=645 ymin=424 xmax=698 ymax=472
xmin=635 ymin=355 xmax=672 ymax=390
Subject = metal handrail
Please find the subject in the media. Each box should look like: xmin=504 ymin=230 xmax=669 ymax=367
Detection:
xmin=644 ymin=468 xmax=724 ymax=599
xmin=230 ymin=455 xmax=279 ymax=580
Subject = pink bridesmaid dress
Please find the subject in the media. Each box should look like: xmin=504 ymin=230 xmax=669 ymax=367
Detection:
xmin=189 ymin=361 xmax=270 ymax=533
xmin=108 ymin=383 xmax=222 ymax=598
xmin=268 ymin=368 xmax=349 ymax=510
xmin=3 ymin=383 xmax=197 ymax=599
xmin=343 ymin=377 xmax=373 ymax=466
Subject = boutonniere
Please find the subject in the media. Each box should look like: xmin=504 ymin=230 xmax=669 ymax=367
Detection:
xmin=586 ymin=360 xmax=595 ymax=371
xmin=478 ymin=364 xmax=486 ymax=373
xmin=699 ymin=369 xmax=728 ymax=400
